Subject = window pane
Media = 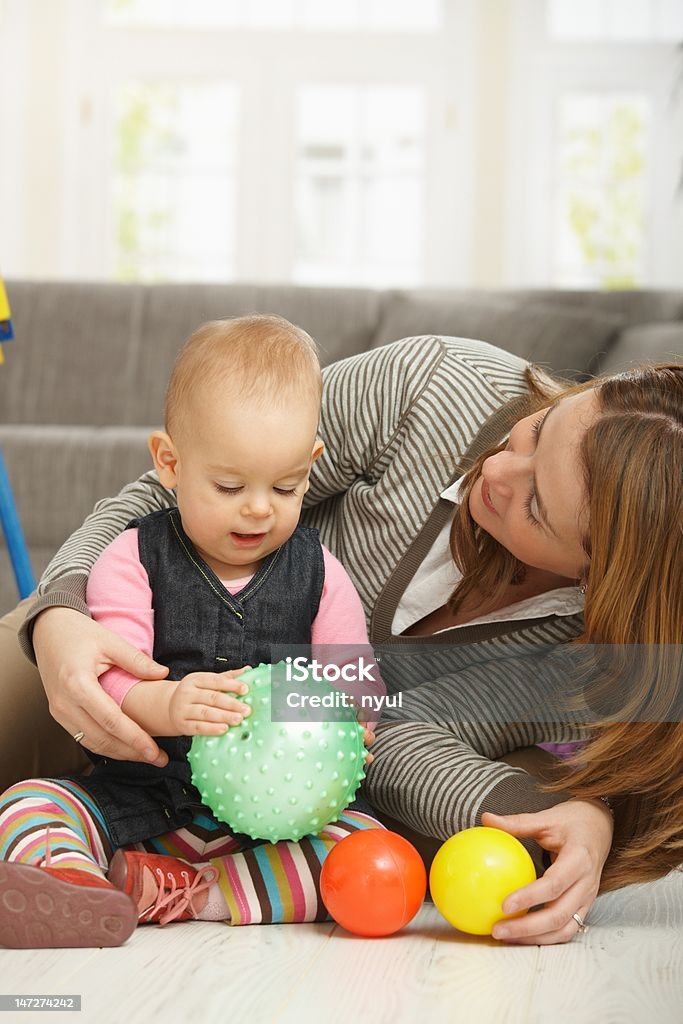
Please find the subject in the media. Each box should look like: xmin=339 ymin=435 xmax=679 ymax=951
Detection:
xmin=365 ymin=0 xmax=441 ymax=32
xmin=112 ymin=81 xmax=238 ymax=281
xmin=297 ymin=0 xmax=360 ymax=30
xmin=244 ymin=0 xmax=296 ymax=29
xmin=555 ymin=95 xmax=649 ymax=287
xmin=105 ymin=0 xmax=240 ymax=28
xmin=547 ymin=0 xmax=604 ymax=39
xmin=653 ymin=0 xmax=683 ymax=39
xmin=105 ymin=0 xmax=441 ymax=32
xmin=604 ymin=0 xmax=652 ymax=39
xmin=294 ymin=85 xmax=424 ymax=286
xmin=547 ymin=0 xmax=681 ymax=39
xmin=299 ymin=0 xmax=442 ymax=31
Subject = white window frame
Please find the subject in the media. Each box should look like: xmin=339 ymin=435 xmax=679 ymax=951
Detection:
xmin=55 ymin=0 xmax=475 ymax=287
xmin=504 ymin=0 xmax=683 ymax=288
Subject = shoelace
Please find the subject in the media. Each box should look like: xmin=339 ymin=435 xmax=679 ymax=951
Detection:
xmin=37 ymin=826 xmax=108 ymax=879
xmin=139 ymin=864 xmax=219 ymax=926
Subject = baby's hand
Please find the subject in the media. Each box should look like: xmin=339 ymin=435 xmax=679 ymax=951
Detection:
xmin=357 ymin=711 xmax=376 ymax=765
xmin=168 ymin=667 xmax=252 ymax=736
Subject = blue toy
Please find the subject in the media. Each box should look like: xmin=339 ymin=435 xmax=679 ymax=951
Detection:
xmin=0 ymin=277 xmax=35 ymax=598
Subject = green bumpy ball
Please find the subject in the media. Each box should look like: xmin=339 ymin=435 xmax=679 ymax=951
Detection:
xmin=187 ymin=662 xmax=367 ymax=842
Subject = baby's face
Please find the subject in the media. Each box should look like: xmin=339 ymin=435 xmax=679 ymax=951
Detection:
xmin=168 ymin=392 xmax=322 ymax=580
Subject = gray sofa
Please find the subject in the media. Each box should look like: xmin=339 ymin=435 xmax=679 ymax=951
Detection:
xmin=1 ymin=279 xmax=682 ymax=614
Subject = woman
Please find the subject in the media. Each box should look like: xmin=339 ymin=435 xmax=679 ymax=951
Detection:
xmin=1 ymin=335 xmax=681 ymax=944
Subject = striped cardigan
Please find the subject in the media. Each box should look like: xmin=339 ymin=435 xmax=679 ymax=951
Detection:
xmin=21 ymin=336 xmax=587 ymax=855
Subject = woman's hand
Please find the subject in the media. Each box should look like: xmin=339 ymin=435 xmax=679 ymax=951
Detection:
xmin=33 ymin=607 xmax=172 ymax=766
xmin=481 ymin=798 xmax=614 ymax=945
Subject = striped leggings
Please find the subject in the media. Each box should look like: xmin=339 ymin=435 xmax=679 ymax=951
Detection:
xmin=0 ymin=778 xmax=383 ymax=925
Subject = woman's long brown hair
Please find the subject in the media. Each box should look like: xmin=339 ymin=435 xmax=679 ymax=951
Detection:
xmin=449 ymin=363 xmax=683 ymax=891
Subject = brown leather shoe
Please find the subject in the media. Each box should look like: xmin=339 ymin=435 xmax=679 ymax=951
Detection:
xmin=0 ymin=860 xmax=138 ymax=949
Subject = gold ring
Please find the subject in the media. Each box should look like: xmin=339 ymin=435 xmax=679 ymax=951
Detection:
xmin=73 ymin=731 xmax=85 ymax=744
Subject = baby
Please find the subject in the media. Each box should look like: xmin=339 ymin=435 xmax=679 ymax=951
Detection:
xmin=0 ymin=315 xmax=385 ymax=949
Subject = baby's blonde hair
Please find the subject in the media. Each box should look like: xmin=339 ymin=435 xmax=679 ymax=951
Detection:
xmin=165 ymin=315 xmax=322 ymax=440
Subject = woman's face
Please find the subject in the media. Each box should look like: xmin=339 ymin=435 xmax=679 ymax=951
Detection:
xmin=469 ymin=389 xmax=601 ymax=579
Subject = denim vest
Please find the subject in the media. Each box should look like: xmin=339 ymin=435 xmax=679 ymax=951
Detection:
xmin=65 ymin=508 xmax=325 ymax=848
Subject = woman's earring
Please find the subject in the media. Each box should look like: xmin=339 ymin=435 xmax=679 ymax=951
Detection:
xmin=579 ymin=582 xmax=588 ymax=595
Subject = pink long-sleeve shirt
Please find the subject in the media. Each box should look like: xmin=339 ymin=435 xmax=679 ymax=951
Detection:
xmin=86 ymin=529 xmax=385 ymax=727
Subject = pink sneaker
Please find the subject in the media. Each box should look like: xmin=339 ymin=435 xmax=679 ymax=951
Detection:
xmin=107 ymin=849 xmax=218 ymax=927
xmin=0 ymin=860 xmax=138 ymax=949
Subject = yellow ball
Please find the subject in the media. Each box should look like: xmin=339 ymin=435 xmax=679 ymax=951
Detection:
xmin=429 ymin=827 xmax=537 ymax=936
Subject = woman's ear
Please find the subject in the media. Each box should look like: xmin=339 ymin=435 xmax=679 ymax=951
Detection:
xmin=148 ymin=431 xmax=180 ymax=488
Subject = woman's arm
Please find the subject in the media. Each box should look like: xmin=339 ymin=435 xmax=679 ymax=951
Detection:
xmin=304 ymin=342 xmax=424 ymax=506
xmin=31 ymin=607 xmax=171 ymax=766
xmin=367 ymin=719 xmax=574 ymax=848
xmin=363 ymin=647 xmax=613 ymax=944
xmin=303 ymin=334 xmax=529 ymax=509
xmin=20 ymin=470 xmax=175 ymax=660
xmin=364 ymin=647 xmax=587 ymax=851
xmin=18 ymin=472 xmax=175 ymax=766
xmin=304 ymin=336 xmax=464 ymax=507
xmin=36 ymin=469 xmax=174 ymax=603
xmin=367 ymin=722 xmax=613 ymax=946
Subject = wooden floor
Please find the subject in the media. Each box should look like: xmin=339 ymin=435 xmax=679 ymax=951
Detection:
xmin=1 ymin=871 xmax=681 ymax=1024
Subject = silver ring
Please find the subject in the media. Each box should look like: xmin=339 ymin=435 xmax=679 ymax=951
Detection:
xmin=73 ymin=731 xmax=85 ymax=744
xmin=572 ymin=912 xmax=589 ymax=933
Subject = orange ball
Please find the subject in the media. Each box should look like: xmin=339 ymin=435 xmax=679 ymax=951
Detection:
xmin=320 ymin=830 xmax=427 ymax=937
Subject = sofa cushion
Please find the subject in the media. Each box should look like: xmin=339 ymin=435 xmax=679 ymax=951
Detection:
xmin=373 ymin=293 xmax=625 ymax=377
xmin=0 ymin=281 xmax=145 ymax=426
xmin=0 ymin=281 xmax=384 ymax=427
xmin=594 ymin=322 xmax=683 ymax=375
xmin=124 ymin=284 xmax=384 ymax=425
xmin=511 ymin=289 xmax=683 ymax=325
xmin=0 ymin=425 xmax=152 ymax=548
